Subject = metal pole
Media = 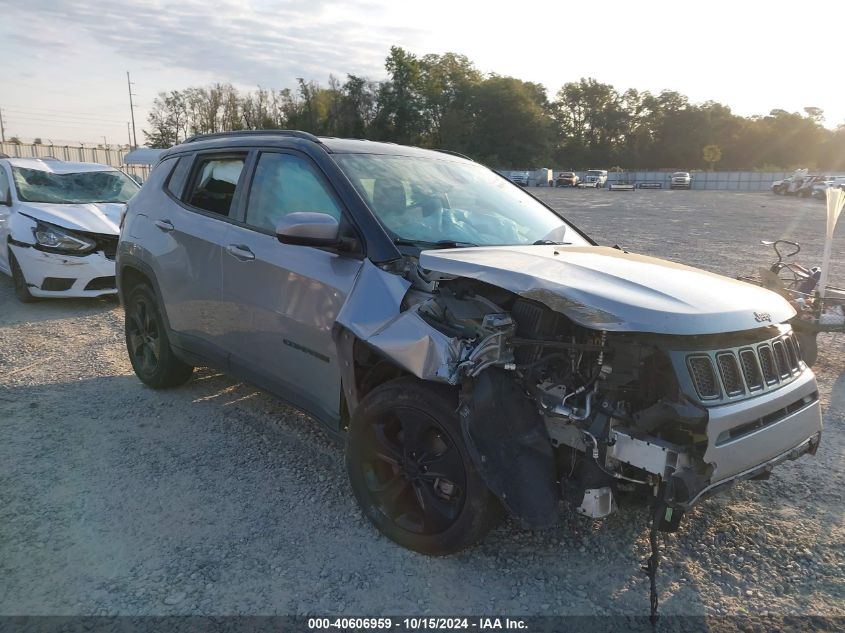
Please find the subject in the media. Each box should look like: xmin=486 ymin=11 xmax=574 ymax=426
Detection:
xmin=0 ymin=107 xmax=5 ymax=142
xmin=127 ymin=122 xmax=132 ymax=147
xmin=127 ymin=72 xmax=138 ymax=149
xmin=818 ymin=188 xmax=845 ymax=300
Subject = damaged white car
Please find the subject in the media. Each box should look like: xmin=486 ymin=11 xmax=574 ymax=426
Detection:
xmin=0 ymin=156 xmax=139 ymax=301
xmin=117 ymin=132 xmax=823 ymax=616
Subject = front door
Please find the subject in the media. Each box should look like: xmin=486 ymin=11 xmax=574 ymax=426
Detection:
xmin=220 ymin=150 xmax=362 ymax=423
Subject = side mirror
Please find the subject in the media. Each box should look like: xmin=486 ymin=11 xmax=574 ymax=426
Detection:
xmin=276 ymin=212 xmax=346 ymax=248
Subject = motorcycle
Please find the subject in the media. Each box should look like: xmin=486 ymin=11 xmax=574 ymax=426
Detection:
xmin=738 ymin=240 xmax=845 ymax=366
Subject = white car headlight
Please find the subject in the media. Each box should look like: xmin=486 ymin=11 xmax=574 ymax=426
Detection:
xmin=33 ymin=222 xmax=97 ymax=254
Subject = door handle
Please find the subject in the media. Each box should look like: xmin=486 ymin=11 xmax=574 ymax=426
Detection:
xmin=154 ymin=219 xmax=174 ymax=232
xmin=226 ymin=244 xmax=255 ymax=261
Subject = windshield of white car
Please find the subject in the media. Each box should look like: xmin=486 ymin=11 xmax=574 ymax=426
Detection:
xmin=12 ymin=167 xmax=140 ymax=204
xmin=334 ymin=154 xmax=587 ymax=247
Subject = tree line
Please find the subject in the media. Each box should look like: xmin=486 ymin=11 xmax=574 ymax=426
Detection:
xmin=145 ymin=46 xmax=845 ymax=171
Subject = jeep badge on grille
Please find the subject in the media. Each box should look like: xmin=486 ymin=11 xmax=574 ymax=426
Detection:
xmin=754 ymin=312 xmax=772 ymax=322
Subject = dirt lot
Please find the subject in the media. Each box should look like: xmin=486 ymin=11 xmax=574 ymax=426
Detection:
xmin=1 ymin=189 xmax=843 ymax=617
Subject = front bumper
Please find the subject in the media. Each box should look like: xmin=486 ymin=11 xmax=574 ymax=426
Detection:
xmin=702 ymin=367 xmax=822 ymax=482
xmin=9 ymin=243 xmax=117 ymax=298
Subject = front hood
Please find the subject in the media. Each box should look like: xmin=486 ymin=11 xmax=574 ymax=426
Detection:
xmin=18 ymin=202 xmax=123 ymax=235
xmin=419 ymin=245 xmax=795 ymax=335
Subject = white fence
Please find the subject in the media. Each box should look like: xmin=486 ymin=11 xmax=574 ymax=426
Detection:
xmin=504 ymin=169 xmax=845 ymax=191
xmin=0 ymin=142 xmax=152 ymax=180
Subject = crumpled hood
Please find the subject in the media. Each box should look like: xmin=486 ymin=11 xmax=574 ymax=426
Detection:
xmin=18 ymin=202 xmax=123 ymax=235
xmin=419 ymin=245 xmax=795 ymax=335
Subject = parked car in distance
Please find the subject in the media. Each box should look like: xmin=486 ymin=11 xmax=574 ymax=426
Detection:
xmin=669 ymin=171 xmax=692 ymax=189
xmin=0 ymin=156 xmax=140 ymax=302
xmin=509 ymin=170 xmax=529 ymax=186
xmin=533 ymin=168 xmax=553 ymax=187
xmin=578 ymin=169 xmax=608 ymax=188
xmin=555 ymin=171 xmax=580 ymax=187
xmin=772 ymin=172 xmax=826 ymax=196
xmin=811 ymin=176 xmax=845 ymax=199
xmin=117 ymin=131 xmax=822 ymax=557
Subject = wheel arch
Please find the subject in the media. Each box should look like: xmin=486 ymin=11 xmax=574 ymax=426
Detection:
xmin=117 ymin=256 xmax=174 ymax=334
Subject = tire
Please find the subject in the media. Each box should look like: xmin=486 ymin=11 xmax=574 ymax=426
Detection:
xmin=124 ymin=284 xmax=193 ymax=388
xmin=795 ymin=331 xmax=818 ymax=367
xmin=346 ymin=377 xmax=501 ymax=555
xmin=9 ymin=251 xmax=35 ymax=303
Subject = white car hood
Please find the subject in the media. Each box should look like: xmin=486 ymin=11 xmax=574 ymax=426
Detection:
xmin=419 ymin=245 xmax=796 ymax=335
xmin=17 ymin=202 xmax=123 ymax=235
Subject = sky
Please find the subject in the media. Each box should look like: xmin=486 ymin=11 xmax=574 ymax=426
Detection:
xmin=0 ymin=0 xmax=842 ymax=146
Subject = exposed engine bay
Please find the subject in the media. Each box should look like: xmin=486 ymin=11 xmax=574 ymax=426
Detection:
xmin=335 ymin=254 xmax=823 ymax=620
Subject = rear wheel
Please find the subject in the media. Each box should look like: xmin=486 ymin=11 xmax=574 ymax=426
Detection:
xmin=9 ymin=251 xmax=35 ymax=303
xmin=346 ymin=378 xmax=500 ymax=555
xmin=124 ymin=284 xmax=193 ymax=388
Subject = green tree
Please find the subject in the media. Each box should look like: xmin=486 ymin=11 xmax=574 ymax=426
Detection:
xmin=702 ymin=144 xmax=722 ymax=170
xmin=467 ymin=75 xmax=553 ymax=167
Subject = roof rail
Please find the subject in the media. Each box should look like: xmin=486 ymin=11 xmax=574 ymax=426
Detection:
xmin=433 ymin=148 xmax=473 ymax=161
xmin=184 ymin=129 xmax=322 ymax=144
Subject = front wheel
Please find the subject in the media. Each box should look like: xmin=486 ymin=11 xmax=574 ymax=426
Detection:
xmin=346 ymin=378 xmax=501 ymax=555
xmin=9 ymin=251 xmax=35 ymax=303
xmin=124 ymin=284 xmax=194 ymax=388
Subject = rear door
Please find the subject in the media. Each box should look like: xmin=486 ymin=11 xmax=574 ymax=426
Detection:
xmin=151 ymin=151 xmax=250 ymax=360
xmin=219 ymin=149 xmax=363 ymax=422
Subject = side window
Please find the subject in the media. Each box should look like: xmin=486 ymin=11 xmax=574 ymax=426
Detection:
xmin=245 ymin=153 xmax=342 ymax=233
xmin=0 ymin=167 xmax=10 ymax=203
xmin=186 ymin=155 xmax=246 ymax=216
xmin=166 ymin=156 xmax=192 ymax=198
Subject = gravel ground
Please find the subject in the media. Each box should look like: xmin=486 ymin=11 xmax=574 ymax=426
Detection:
xmin=0 ymin=190 xmax=842 ymax=617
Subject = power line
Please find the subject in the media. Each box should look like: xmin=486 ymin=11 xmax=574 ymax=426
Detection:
xmin=3 ymin=110 xmax=127 ymax=125
xmin=1 ymin=104 xmax=130 ymax=119
xmin=127 ymin=71 xmax=138 ymax=150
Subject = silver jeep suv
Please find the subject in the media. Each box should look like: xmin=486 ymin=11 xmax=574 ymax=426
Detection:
xmin=117 ymin=130 xmax=822 ymax=556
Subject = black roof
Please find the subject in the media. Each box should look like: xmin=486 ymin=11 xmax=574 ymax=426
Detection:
xmin=169 ymin=130 xmax=471 ymax=161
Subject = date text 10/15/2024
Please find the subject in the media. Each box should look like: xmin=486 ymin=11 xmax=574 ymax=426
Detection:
xmin=307 ymin=617 xmax=528 ymax=630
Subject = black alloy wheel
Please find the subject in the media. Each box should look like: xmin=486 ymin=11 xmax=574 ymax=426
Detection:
xmin=346 ymin=378 xmax=500 ymax=554
xmin=124 ymin=284 xmax=193 ymax=388
xmin=361 ymin=406 xmax=466 ymax=536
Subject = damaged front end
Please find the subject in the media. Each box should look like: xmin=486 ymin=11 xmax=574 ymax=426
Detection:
xmin=337 ymin=257 xmax=822 ymax=530
xmin=336 ymin=252 xmax=823 ymax=618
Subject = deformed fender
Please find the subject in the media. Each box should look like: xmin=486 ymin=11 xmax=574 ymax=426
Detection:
xmin=332 ymin=259 xmax=463 ymax=412
xmin=458 ymin=368 xmax=560 ymax=529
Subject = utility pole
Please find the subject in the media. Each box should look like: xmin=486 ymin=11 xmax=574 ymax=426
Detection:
xmin=127 ymin=122 xmax=132 ymax=148
xmin=0 ymin=107 xmax=5 ymax=143
xmin=102 ymin=135 xmax=108 ymax=148
xmin=126 ymin=71 xmax=138 ymax=149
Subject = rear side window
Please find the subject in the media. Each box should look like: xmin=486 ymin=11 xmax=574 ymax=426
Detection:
xmin=244 ymin=153 xmax=342 ymax=233
xmin=166 ymin=156 xmax=192 ymax=198
xmin=186 ymin=155 xmax=246 ymax=215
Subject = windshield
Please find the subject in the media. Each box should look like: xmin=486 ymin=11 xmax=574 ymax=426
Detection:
xmin=335 ymin=154 xmax=588 ymax=247
xmin=672 ymin=172 xmax=689 ymax=177
xmin=12 ymin=167 xmax=140 ymax=204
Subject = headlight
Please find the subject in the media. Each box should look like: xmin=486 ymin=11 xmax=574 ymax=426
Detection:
xmin=33 ymin=222 xmax=97 ymax=254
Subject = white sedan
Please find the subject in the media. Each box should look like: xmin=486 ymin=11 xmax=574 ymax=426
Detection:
xmin=0 ymin=156 xmax=140 ymax=301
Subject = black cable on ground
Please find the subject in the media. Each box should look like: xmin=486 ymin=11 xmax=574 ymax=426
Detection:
xmin=642 ymin=497 xmax=666 ymax=625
